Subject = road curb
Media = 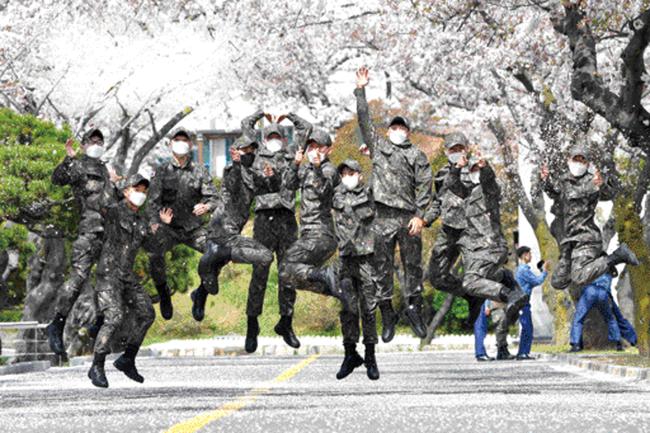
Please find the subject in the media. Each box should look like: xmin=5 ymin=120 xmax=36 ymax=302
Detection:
xmin=539 ymin=353 xmax=650 ymax=382
xmin=0 ymin=360 xmax=51 ymax=375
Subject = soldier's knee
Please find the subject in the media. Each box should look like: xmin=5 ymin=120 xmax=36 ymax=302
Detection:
xmin=550 ymin=272 xmax=570 ymax=290
xmin=103 ymin=307 xmax=124 ymax=329
xmin=142 ymin=305 xmax=155 ymax=327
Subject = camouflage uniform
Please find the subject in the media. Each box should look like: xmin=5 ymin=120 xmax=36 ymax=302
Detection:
xmin=424 ymin=157 xmax=471 ymax=297
xmin=278 ymin=130 xmax=340 ymax=303
xmin=333 ymin=160 xmax=379 ymax=346
xmin=52 ymin=152 xmax=111 ymax=316
xmin=489 ymin=301 xmax=510 ymax=351
xmin=93 ymin=196 xmax=155 ymax=356
xmin=542 ymin=156 xmax=619 ymax=290
xmin=454 ymin=163 xmax=511 ymax=302
xmin=354 ymin=87 xmax=433 ymax=306
xmin=240 ymin=111 xmax=301 ymax=318
xmin=144 ymin=150 xmax=220 ymax=292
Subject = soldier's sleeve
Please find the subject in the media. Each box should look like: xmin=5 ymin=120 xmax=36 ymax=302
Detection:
xmin=199 ymin=166 xmax=220 ymax=211
xmin=145 ymin=173 xmax=163 ymax=224
xmin=51 ymin=156 xmax=81 ymax=186
xmin=354 ymin=87 xmax=378 ymax=157
xmin=250 ymin=166 xmax=281 ymax=193
xmin=414 ymin=152 xmax=434 ymax=219
xmin=313 ymin=163 xmax=340 ymax=197
xmin=423 ymin=167 xmax=447 ymax=226
xmin=479 ymin=164 xmax=501 ymax=204
xmin=241 ymin=110 xmax=265 ymax=138
xmin=282 ymin=161 xmax=301 ymax=192
xmin=541 ymin=174 xmax=561 ymax=200
xmin=286 ymin=112 xmax=313 ymax=152
xmin=598 ymin=173 xmax=619 ymax=201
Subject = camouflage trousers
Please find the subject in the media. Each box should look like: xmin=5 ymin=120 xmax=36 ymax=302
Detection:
xmin=55 ymin=230 xmax=104 ymax=316
xmin=490 ymin=305 xmax=510 ymax=348
xmin=247 ymin=209 xmax=298 ymax=318
xmin=339 ymin=254 xmax=379 ymax=346
xmin=461 ymin=246 xmax=509 ymax=302
xmin=428 ymin=225 xmax=464 ymax=297
xmin=373 ymin=204 xmax=423 ymax=303
xmin=143 ymin=224 xmax=208 ymax=289
xmin=278 ymin=228 xmax=338 ymax=313
xmin=93 ymin=275 xmax=155 ymax=355
xmin=551 ymin=241 xmax=609 ymax=290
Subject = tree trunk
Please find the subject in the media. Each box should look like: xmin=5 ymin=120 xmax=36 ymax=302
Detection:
xmin=614 ymin=196 xmax=650 ymax=356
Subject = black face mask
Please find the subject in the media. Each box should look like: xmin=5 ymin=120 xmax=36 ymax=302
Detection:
xmin=240 ymin=153 xmax=255 ymax=167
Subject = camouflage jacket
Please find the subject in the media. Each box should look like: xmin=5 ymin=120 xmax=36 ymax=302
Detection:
xmin=354 ymin=87 xmax=433 ymax=217
xmin=332 ymin=183 xmax=375 ymax=257
xmin=96 ymin=200 xmax=150 ymax=282
xmin=450 ymin=164 xmax=506 ymax=254
xmin=240 ymin=111 xmax=310 ymax=213
xmin=283 ymin=159 xmax=339 ymax=234
xmin=146 ymin=158 xmax=219 ymax=232
xmin=424 ymin=163 xmax=471 ymax=229
xmin=542 ymin=170 xmax=618 ymax=245
xmin=52 ymin=155 xmax=111 ymax=233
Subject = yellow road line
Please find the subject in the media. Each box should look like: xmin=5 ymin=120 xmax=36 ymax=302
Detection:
xmin=165 ymin=354 xmax=320 ymax=433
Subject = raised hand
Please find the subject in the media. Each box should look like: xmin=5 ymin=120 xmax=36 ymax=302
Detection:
xmin=456 ymin=154 xmax=468 ymax=168
xmin=540 ymin=164 xmax=549 ymax=180
xmin=160 ymin=207 xmax=174 ymax=224
xmin=65 ymin=137 xmax=76 ymax=157
xmin=359 ymin=144 xmax=370 ymax=156
xmin=230 ymin=146 xmax=241 ymax=163
xmin=294 ymin=148 xmax=304 ymax=166
xmin=108 ymin=167 xmax=122 ymax=183
xmin=311 ymin=151 xmax=321 ymax=168
xmin=356 ymin=66 xmax=370 ymax=88
xmin=193 ymin=203 xmax=210 ymax=216
xmin=593 ymin=168 xmax=603 ymax=187
xmin=263 ymin=163 xmax=274 ymax=178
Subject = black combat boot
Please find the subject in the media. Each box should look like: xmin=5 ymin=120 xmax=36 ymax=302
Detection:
xmin=364 ymin=343 xmax=380 ymax=380
xmin=336 ymin=343 xmax=364 ymax=380
xmin=191 ymin=285 xmax=208 ymax=322
xmin=404 ymin=297 xmax=427 ymax=339
xmin=156 ymin=283 xmax=174 ymax=320
xmin=198 ymin=242 xmax=231 ymax=295
xmin=496 ymin=345 xmax=515 ymax=360
xmin=607 ymin=243 xmax=640 ymax=267
xmin=379 ymin=301 xmax=398 ymax=343
xmin=245 ymin=316 xmax=260 ymax=354
xmin=88 ymin=353 xmax=109 ymax=388
xmin=46 ymin=312 xmax=66 ymax=355
xmin=274 ymin=315 xmax=300 ymax=348
xmin=114 ymin=344 xmax=144 ymax=383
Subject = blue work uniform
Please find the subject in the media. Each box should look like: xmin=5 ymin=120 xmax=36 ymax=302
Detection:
xmin=514 ymin=263 xmax=547 ymax=356
xmin=570 ymin=273 xmax=621 ymax=345
xmin=474 ymin=300 xmax=490 ymax=358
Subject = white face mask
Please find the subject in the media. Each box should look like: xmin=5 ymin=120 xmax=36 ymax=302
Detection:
xmin=447 ymin=151 xmax=465 ymax=164
xmin=307 ymin=149 xmax=326 ymax=164
xmin=85 ymin=144 xmax=104 ymax=159
xmin=265 ymin=139 xmax=283 ymax=153
xmin=469 ymin=171 xmax=481 ymax=185
xmin=341 ymin=174 xmax=360 ymax=190
xmin=128 ymin=190 xmax=147 ymax=207
xmin=568 ymin=160 xmax=588 ymax=177
xmin=171 ymin=140 xmax=190 ymax=156
xmin=388 ymin=129 xmax=408 ymax=145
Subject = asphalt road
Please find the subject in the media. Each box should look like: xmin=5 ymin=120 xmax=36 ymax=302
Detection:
xmin=1 ymin=351 xmax=649 ymax=433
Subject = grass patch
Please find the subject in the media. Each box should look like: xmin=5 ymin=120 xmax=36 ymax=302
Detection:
xmin=532 ymin=343 xmax=650 ymax=368
xmin=0 ymin=356 xmax=8 ymax=366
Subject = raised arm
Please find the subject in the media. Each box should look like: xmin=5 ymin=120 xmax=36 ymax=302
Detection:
xmin=285 ymin=113 xmax=313 ymax=153
xmin=241 ymin=110 xmax=266 ymax=138
xmin=354 ymin=67 xmax=378 ymax=157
